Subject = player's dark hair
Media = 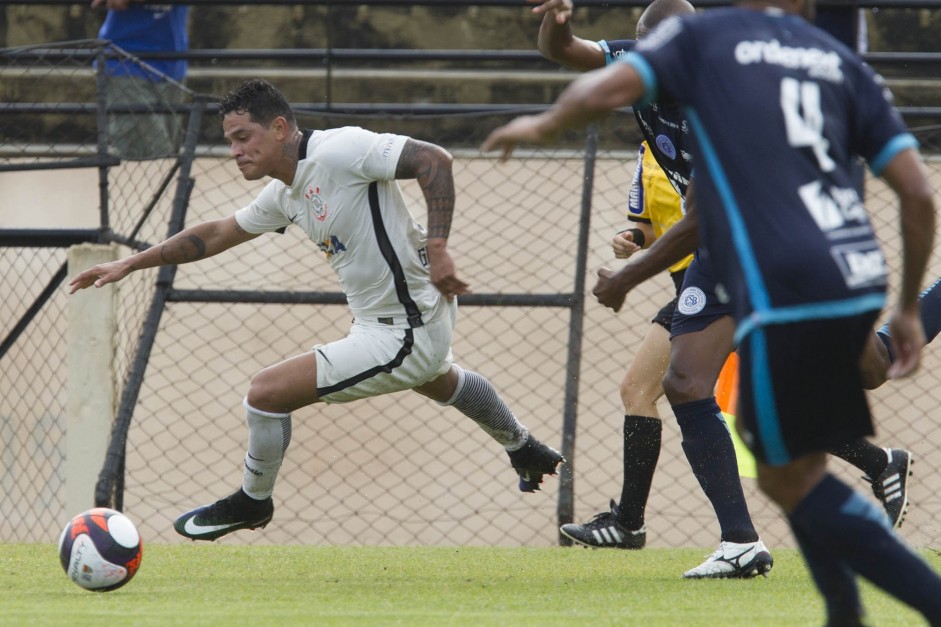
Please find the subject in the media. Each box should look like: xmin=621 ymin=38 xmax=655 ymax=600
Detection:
xmin=219 ymin=78 xmax=296 ymax=128
xmin=637 ymin=0 xmax=695 ymax=35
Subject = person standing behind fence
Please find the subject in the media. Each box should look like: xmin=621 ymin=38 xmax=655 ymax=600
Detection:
xmin=69 ymin=78 xmax=564 ymax=541
xmin=91 ymin=0 xmax=189 ymax=159
xmin=482 ymin=0 xmax=941 ymax=622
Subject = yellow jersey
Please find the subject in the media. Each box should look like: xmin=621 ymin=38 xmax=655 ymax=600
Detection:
xmin=626 ymin=141 xmax=693 ymax=274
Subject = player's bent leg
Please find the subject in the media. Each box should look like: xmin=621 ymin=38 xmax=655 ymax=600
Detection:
xmin=174 ymin=400 xmax=288 ymax=541
xmin=859 ymin=331 xmax=891 ymax=390
xmin=662 ymin=315 xmax=734 ymax=405
xmin=662 ymin=317 xmax=770 ymax=578
xmin=416 ymin=366 xmax=564 ymax=492
xmin=565 ymin=323 xmax=669 ymax=546
xmin=783 ymin=454 xmax=941 ymax=623
xmin=621 ymin=323 xmax=671 ymax=416
xmin=174 ymin=353 xmax=317 ymax=541
xmin=246 ymin=351 xmax=321 ymax=413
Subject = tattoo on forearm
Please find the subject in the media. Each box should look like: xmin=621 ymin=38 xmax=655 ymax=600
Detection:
xmin=397 ymin=140 xmax=456 ymax=239
xmin=160 ymin=234 xmax=207 ymax=264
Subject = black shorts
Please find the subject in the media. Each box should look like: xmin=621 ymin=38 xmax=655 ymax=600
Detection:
xmin=736 ymin=312 xmax=878 ymax=465
xmin=651 ymin=269 xmax=687 ymax=331
xmin=670 ymin=255 xmax=733 ymax=338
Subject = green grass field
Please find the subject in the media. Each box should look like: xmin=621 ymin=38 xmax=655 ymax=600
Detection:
xmin=2 ymin=544 xmax=934 ymax=626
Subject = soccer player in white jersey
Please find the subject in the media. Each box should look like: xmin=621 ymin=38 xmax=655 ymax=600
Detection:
xmin=483 ymin=0 xmax=941 ymax=623
xmin=69 ymin=78 xmax=563 ymax=541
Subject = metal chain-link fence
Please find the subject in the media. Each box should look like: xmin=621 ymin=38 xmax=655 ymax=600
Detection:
xmin=4 ymin=40 xmax=941 ymax=551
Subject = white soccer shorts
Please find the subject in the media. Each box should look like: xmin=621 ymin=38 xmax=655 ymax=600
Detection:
xmin=313 ymin=300 xmax=456 ymax=403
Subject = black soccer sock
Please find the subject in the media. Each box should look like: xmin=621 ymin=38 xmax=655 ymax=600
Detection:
xmin=673 ymin=397 xmax=758 ymax=544
xmin=788 ymin=516 xmax=863 ymax=625
xmin=617 ymin=415 xmax=662 ymax=530
xmin=790 ymin=474 xmax=941 ymax=623
xmin=829 ymin=440 xmax=888 ymax=480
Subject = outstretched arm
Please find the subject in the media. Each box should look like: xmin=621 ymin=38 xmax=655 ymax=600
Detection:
xmin=395 ymin=138 xmax=470 ymax=299
xmin=69 ymin=216 xmax=258 ymax=293
xmin=481 ymin=62 xmax=645 ymax=161
xmin=593 ymin=182 xmax=699 ymax=312
xmin=530 ymin=0 xmax=606 ymax=72
xmin=879 ymin=147 xmax=935 ymax=378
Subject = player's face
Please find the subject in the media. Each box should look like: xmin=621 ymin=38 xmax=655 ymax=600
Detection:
xmin=222 ymin=111 xmax=281 ymax=181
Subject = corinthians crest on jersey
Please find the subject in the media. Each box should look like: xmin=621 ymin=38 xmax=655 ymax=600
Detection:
xmin=305 ymin=185 xmax=329 ymax=222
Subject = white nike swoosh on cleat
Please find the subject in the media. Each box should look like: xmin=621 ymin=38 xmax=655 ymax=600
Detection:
xmin=182 ymin=517 xmax=246 ymax=536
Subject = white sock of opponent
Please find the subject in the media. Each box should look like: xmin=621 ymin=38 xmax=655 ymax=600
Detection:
xmin=241 ymin=397 xmax=292 ymax=501
xmin=441 ymin=366 xmax=528 ymax=451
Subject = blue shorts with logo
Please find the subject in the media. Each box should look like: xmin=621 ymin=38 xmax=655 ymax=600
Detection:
xmin=669 ymin=253 xmax=732 ymax=338
xmin=651 ymin=269 xmax=686 ymax=331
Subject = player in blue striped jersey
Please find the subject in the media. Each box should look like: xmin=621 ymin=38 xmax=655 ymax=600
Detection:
xmin=485 ymin=1 xmax=941 ymax=622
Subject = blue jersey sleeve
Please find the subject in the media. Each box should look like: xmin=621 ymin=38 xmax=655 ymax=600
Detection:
xmin=848 ymin=63 xmax=918 ymax=175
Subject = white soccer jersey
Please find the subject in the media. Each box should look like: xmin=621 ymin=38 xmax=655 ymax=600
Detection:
xmin=235 ymin=126 xmax=443 ymax=327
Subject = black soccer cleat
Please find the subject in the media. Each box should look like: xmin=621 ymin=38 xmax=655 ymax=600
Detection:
xmin=507 ymin=434 xmax=565 ymax=492
xmin=560 ymin=499 xmax=646 ymax=549
xmin=174 ymin=488 xmax=274 ymax=541
xmin=863 ymin=448 xmax=913 ymax=530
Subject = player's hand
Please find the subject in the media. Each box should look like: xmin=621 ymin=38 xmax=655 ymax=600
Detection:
xmin=592 ymin=266 xmax=629 ymax=312
xmin=68 ymin=260 xmax=133 ymax=294
xmin=426 ymin=246 xmax=471 ymax=301
xmin=886 ymin=306 xmax=926 ymax=379
xmin=612 ymin=229 xmax=642 ymax=259
xmin=528 ymin=0 xmax=575 ymax=25
xmin=480 ymin=113 xmax=557 ymax=163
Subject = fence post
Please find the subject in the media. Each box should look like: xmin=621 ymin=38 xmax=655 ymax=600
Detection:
xmin=66 ymin=243 xmax=118 ymax=515
xmin=557 ymin=124 xmax=598 ymax=542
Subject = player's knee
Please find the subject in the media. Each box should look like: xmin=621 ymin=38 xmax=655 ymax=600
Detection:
xmin=245 ymin=368 xmax=282 ymax=413
xmin=619 ymin=372 xmax=660 ymax=409
xmin=859 ymin=336 xmax=890 ymax=390
xmin=860 ymin=367 xmax=888 ymax=390
xmin=662 ymin=366 xmax=710 ymax=406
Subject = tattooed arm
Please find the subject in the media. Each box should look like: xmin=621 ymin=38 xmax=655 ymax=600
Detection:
xmin=395 ymin=138 xmax=470 ymax=298
xmin=69 ymin=216 xmax=258 ymax=293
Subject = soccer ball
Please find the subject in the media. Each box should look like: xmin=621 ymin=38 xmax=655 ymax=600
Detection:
xmin=57 ymin=507 xmax=143 ymax=592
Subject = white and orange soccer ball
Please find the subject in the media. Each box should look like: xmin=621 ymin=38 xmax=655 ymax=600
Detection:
xmin=57 ymin=507 xmax=143 ymax=592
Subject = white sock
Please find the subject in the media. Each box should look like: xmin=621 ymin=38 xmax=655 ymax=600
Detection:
xmin=442 ymin=366 xmax=528 ymax=449
xmin=241 ymin=398 xmax=292 ymax=500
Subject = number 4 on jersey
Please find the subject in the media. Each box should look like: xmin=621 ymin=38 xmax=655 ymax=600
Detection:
xmin=780 ymin=77 xmax=836 ymax=172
